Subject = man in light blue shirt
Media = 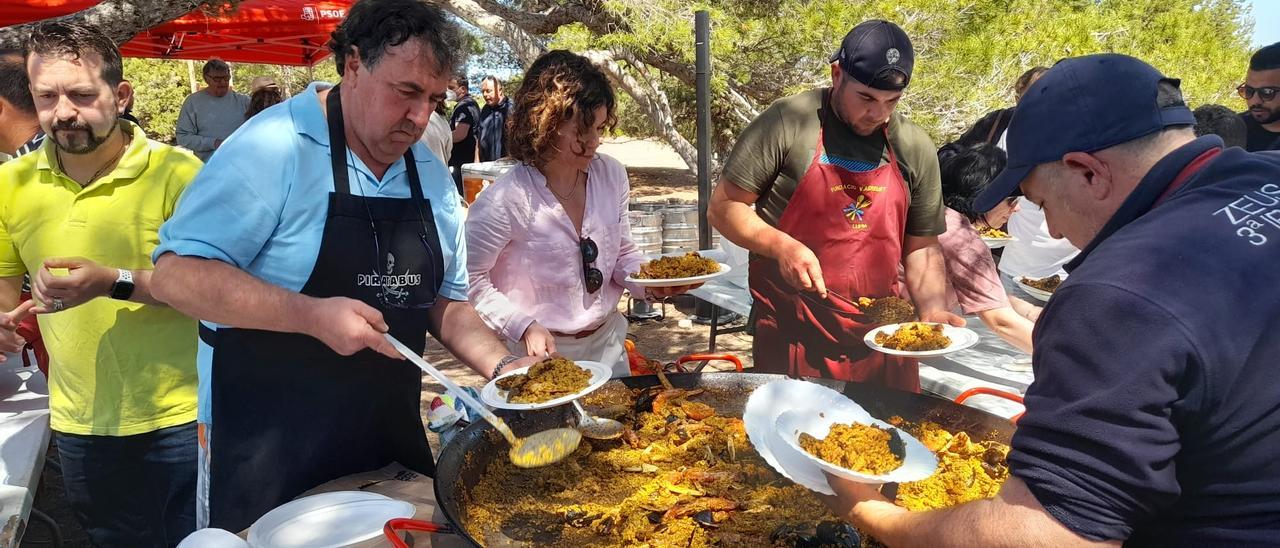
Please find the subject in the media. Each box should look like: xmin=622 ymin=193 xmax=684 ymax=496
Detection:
xmin=150 ymin=0 xmax=538 ymax=532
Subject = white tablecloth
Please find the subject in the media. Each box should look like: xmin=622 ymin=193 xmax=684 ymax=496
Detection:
xmin=0 ymin=362 xmax=51 ymax=547
xmin=918 ymin=318 xmax=1032 ymax=419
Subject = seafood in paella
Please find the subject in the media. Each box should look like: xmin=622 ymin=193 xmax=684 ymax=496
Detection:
xmin=464 ymin=383 xmax=1011 ymax=546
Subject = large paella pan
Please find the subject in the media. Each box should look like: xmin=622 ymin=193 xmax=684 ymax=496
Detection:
xmin=434 ymin=372 xmax=1015 ymax=547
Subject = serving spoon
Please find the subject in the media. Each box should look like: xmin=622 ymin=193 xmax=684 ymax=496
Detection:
xmin=384 ymin=334 xmax=581 ymax=468
xmin=571 ymin=400 xmax=625 ymax=440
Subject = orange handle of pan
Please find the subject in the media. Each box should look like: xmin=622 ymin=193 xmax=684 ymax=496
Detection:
xmin=383 ymin=518 xmax=455 ymax=548
xmin=954 ymin=387 xmax=1025 ymax=424
xmin=676 ymin=354 xmax=743 ymax=373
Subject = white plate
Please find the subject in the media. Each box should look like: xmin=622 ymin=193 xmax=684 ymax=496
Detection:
xmin=1015 ymin=277 xmax=1058 ymax=302
xmin=248 ymin=491 xmax=414 ymax=548
xmin=981 ymin=236 xmax=1016 ymax=249
xmin=776 ymin=408 xmax=938 ymax=486
xmin=480 ymin=360 xmax=611 ymax=411
xmin=624 ymin=262 xmax=731 ymax=287
xmin=743 ymin=380 xmax=873 ymax=495
xmin=863 ymin=323 xmax=980 ymax=357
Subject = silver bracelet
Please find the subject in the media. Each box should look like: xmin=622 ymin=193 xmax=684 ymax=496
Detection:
xmin=492 ymin=354 xmax=519 ymax=378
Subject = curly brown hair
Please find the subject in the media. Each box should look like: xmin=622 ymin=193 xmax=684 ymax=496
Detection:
xmin=507 ymin=50 xmax=617 ymax=167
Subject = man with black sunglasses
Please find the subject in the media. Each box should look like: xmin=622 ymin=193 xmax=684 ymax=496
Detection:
xmin=1238 ymin=41 xmax=1280 ymax=152
xmin=150 ymin=0 xmax=539 ymax=533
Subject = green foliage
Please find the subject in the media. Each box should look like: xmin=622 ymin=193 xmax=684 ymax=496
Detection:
xmin=560 ymin=0 xmax=1253 ymax=147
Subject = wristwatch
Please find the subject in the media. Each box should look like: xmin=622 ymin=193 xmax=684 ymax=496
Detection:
xmin=109 ymin=269 xmax=135 ymax=300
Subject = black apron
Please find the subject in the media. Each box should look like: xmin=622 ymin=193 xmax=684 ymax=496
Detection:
xmin=203 ymin=85 xmax=445 ymax=532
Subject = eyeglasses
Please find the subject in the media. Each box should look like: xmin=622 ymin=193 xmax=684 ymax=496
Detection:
xmin=581 ymin=237 xmax=603 ymax=293
xmin=1238 ymin=84 xmax=1280 ymax=102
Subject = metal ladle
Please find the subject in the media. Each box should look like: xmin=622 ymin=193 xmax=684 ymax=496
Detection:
xmin=571 ymin=400 xmax=625 ymax=440
xmin=384 ymin=334 xmax=581 ymax=468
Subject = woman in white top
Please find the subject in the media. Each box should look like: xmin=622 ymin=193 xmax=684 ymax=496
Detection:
xmin=465 ymin=51 xmax=691 ymax=376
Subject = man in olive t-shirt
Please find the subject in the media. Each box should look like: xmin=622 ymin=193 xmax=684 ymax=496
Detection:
xmin=708 ymin=20 xmax=961 ymax=388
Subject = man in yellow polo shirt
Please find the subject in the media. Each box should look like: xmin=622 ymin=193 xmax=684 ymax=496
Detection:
xmin=0 ymin=21 xmax=200 ymax=547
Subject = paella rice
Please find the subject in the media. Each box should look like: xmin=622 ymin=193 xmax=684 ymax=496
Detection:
xmin=496 ymin=357 xmax=592 ymax=404
xmin=873 ymin=322 xmax=951 ymax=352
xmin=463 ymin=386 xmax=1012 ymax=547
xmin=856 ymin=296 xmax=916 ymax=326
xmin=889 ymin=418 xmax=1010 ymax=511
xmin=1022 ymin=274 xmax=1062 ymax=293
xmin=798 ymin=423 xmax=903 ymax=475
xmin=634 ymin=252 xmax=720 ymax=279
xmin=978 ymin=226 xmax=1010 ymax=239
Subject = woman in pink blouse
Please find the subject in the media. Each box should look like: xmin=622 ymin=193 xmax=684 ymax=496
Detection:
xmin=935 ymin=143 xmax=1038 ymax=352
xmin=465 ymin=51 xmax=689 ymax=376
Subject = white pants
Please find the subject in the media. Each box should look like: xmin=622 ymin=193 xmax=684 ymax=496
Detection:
xmin=506 ymin=312 xmax=631 ymax=377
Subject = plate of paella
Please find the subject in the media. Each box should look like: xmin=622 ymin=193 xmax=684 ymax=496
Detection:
xmin=625 ymin=252 xmax=729 ymax=287
xmin=863 ymin=322 xmax=980 ymax=358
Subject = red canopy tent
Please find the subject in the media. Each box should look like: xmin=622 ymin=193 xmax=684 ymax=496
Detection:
xmin=119 ymin=0 xmax=352 ymax=66
xmin=0 ymin=0 xmax=99 ymax=28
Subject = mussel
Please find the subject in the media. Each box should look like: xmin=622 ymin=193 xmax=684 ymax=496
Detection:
xmin=692 ymin=510 xmax=720 ymax=528
xmin=770 ymin=523 xmax=819 ymax=547
xmin=563 ymin=508 xmax=597 ymax=528
xmin=815 ymin=521 xmax=861 ymax=547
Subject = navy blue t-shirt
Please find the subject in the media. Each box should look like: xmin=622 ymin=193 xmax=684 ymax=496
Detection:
xmin=448 ymin=95 xmax=480 ymax=168
xmin=1009 ymin=136 xmax=1280 ymax=545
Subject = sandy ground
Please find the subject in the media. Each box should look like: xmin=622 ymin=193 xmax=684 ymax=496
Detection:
xmin=21 ymin=137 xmax=750 ymax=547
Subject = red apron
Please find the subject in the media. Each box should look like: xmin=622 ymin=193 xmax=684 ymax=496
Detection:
xmin=750 ymin=126 xmax=919 ymax=391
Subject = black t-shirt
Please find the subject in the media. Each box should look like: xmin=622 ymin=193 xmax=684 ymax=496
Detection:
xmin=1240 ymin=112 xmax=1280 ymax=152
xmin=449 ymin=96 xmax=480 ymax=167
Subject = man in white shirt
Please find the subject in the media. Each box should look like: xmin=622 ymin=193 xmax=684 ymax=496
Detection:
xmin=176 ymin=59 xmax=248 ymax=161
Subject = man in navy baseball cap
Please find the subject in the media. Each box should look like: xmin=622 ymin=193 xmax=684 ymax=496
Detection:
xmin=974 ymin=54 xmax=1195 ymax=218
xmin=709 ymin=19 xmax=959 ymax=390
xmin=821 ymin=52 xmax=1280 ymax=545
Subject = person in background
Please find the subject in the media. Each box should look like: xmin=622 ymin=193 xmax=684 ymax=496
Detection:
xmin=447 ymin=74 xmax=480 ymax=194
xmin=0 ymin=21 xmax=201 ymax=546
xmin=244 ymin=76 xmax=285 ymax=119
xmin=954 ymin=66 xmax=1048 ymax=148
xmin=0 ymin=48 xmax=48 ymax=373
xmin=0 ymin=48 xmax=43 ymax=159
xmin=1238 ymin=41 xmax=1280 ymax=152
xmin=934 ymin=143 xmax=1037 ymax=351
xmin=176 ymin=59 xmax=249 ymax=161
xmin=420 ymin=100 xmax=453 ymax=164
xmin=991 ymin=70 xmax=1078 ymax=291
xmin=477 ymin=75 xmax=512 ymax=161
xmin=1193 ymin=104 xmax=1247 ymax=149
xmin=823 ymin=52 xmax=1280 ymax=548
xmin=466 ymin=51 xmax=692 ymax=376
